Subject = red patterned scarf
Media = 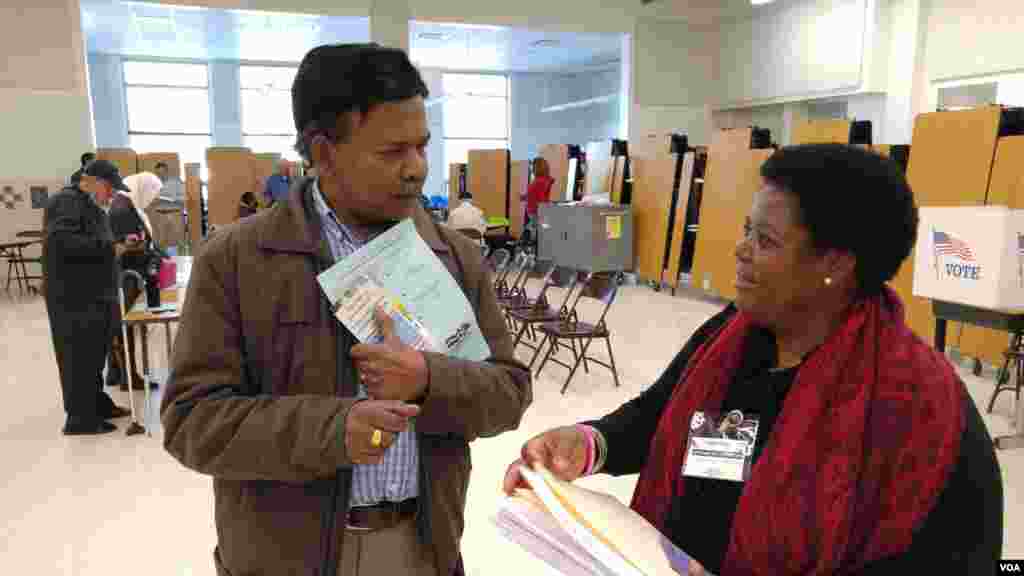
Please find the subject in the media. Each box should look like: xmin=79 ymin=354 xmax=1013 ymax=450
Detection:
xmin=630 ymin=288 xmax=964 ymax=574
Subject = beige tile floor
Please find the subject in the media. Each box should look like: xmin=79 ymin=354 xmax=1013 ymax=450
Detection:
xmin=2 ymin=283 xmax=1021 ymax=575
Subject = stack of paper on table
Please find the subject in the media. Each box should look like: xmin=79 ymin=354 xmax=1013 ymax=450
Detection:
xmin=494 ymin=465 xmax=700 ymax=576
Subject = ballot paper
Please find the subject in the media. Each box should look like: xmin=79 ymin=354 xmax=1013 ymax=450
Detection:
xmin=494 ymin=465 xmax=703 ymax=576
xmin=316 ymin=218 xmax=491 ymax=361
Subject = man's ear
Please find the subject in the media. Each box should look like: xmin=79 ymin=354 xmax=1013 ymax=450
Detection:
xmin=310 ymin=134 xmax=334 ymax=177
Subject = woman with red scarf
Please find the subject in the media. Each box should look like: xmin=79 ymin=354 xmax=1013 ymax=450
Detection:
xmin=504 ymin=144 xmax=1003 ymax=575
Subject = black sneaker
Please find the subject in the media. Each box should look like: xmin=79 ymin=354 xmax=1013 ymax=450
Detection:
xmin=63 ymin=420 xmax=117 ymax=436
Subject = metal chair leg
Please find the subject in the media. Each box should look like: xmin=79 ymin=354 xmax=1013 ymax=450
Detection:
xmin=562 ymin=337 xmax=596 ymax=394
xmin=604 ymin=337 xmax=621 ymax=388
xmin=528 ymin=333 xmax=551 ymax=371
xmin=536 ymin=336 xmax=559 ymax=375
xmin=512 ymin=321 xmax=530 ymax=349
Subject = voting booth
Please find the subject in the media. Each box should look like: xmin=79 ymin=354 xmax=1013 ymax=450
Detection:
xmin=913 ymin=206 xmax=1024 ymax=310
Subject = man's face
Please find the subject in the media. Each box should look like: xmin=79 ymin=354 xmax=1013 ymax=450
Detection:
xmin=155 ymin=166 xmax=168 ymax=182
xmin=81 ymin=176 xmax=114 ymax=207
xmin=317 ymin=97 xmax=430 ymax=225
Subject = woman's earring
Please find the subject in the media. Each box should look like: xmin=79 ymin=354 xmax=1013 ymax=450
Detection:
xmin=824 ymin=277 xmax=833 ymax=286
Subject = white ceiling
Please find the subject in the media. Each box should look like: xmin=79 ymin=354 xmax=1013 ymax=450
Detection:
xmin=81 ymin=1 xmax=371 ymax=63
xmin=80 ymin=1 xmax=622 ymax=71
xmin=409 ymin=21 xmax=621 ymax=73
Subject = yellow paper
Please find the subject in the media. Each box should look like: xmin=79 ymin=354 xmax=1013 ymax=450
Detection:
xmin=606 ymin=215 xmax=622 ymax=240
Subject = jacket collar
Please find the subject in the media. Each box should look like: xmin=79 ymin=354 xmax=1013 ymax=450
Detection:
xmin=256 ymin=176 xmax=449 ymax=255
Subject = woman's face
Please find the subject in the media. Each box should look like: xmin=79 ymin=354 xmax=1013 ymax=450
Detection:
xmin=734 ymin=182 xmax=830 ymax=327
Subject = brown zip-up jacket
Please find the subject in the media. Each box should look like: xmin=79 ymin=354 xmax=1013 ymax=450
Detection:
xmin=161 ymin=178 xmax=531 ymax=576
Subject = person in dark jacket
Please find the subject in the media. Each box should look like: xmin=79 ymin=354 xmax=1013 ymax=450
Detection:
xmin=45 ymin=160 xmax=134 ymax=435
xmin=504 ymin=144 xmax=1004 ymax=575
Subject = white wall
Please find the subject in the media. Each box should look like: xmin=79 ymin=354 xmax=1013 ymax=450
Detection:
xmin=1 ymin=0 xmax=93 ymax=243
xmin=926 ymin=0 xmax=1024 ymax=83
xmin=510 ymin=68 xmax=621 ymax=161
xmin=717 ymin=0 xmax=872 ymax=107
xmin=629 ymin=17 xmax=717 ymax=149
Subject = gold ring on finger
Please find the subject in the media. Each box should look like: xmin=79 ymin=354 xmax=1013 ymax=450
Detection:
xmin=371 ymin=428 xmax=383 ymax=448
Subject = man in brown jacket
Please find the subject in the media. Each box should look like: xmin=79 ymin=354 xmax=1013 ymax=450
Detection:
xmin=161 ymin=43 xmax=532 ymax=576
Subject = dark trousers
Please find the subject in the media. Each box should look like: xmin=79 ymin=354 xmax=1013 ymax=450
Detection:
xmin=48 ymin=300 xmax=118 ymax=422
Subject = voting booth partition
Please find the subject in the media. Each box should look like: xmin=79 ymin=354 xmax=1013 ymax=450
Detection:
xmin=913 ymin=207 xmax=1024 ymax=310
xmin=690 ymin=128 xmax=774 ymax=301
xmin=890 ymin=106 xmax=1006 ymax=365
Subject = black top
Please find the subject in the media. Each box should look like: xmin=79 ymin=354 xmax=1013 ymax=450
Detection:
xmin=589 ymin=305 xmax=1003 ymax=575
xmin=109 ymin=193 xmax=163 ymax=274
xmin=43 ymin=186 xmax=118 ymax=304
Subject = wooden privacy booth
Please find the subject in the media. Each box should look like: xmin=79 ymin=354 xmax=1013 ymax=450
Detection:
xmin=792 ymin=118 xmax=852 ymax=145
xmin=96 ymin=148 xmax=138 ymax=176
xmin=630 ymin=154 xmax=678 ymax=284
xmin=889 ymin=106 xmax=1003 ymax=362
xmin=540 ymin=144 xmax=571 ymax=204
xmin=689 ymin=128 xmax=774 ymax=301
xmin=467 ymin=148 xmax=510 ymax=221
xmin=206 ymin=147 xmax=255 ymax=228
xmin=138 ymin=152 xmax=181 ymax=178
xmin=957 ymin=133 xmax=1024 ymax=366
xmin=509 ymin=160 xmax=528 ymax=238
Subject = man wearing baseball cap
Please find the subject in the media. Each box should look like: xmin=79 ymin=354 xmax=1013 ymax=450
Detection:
xmin=162 ymin=44 xmax=531 ymax=576
xmin=44 ymin=159 xmax=134 ymax=435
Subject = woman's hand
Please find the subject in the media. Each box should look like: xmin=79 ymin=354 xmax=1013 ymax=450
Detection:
xmin=502 ymin=425 xmax=589 ymax=495
xmin=687 ymin=559 xmax=706 ymax=575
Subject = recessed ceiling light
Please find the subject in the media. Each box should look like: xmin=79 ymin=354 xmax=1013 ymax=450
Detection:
xmin=530 ymin=39 xmax=560 ymax=48
xmin=751 ymin=0 xmax=776 ymax=5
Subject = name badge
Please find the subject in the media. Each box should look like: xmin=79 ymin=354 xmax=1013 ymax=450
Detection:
xmin=682 ymin=410 xmax=760 ymax=483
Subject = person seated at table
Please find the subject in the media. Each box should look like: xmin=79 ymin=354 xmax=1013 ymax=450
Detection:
xmin=447 ymin=189 xmax=487 ymax=239
xmin=108 ymin=171 xmax=164 ymax=390
xmin=503 ymin=144 xmax=1003 ymax=575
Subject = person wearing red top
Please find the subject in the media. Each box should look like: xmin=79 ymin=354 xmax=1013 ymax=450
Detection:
xmin=526 ymin=157 xmax=553 ymax=218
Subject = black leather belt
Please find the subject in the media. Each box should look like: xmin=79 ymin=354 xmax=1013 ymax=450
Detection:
xmin=345 ymin=498 xmax=418 ymax=532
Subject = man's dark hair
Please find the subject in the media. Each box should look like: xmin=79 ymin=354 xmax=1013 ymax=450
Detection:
xmin=460 ymin=190 xmax=473 ymax=201
xmin=155 ymin=161 xmax=169 ymax=170
xmin=760 ymin=143 xmax=918 ymax=296
xmin=80 ymin=152 xmax=96 ymax=166
xmin=292 ymin=43 xmax=429 ymax=162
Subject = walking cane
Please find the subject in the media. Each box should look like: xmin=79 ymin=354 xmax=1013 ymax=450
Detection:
xmin=119 ymin=269 xmax=147 ymax=436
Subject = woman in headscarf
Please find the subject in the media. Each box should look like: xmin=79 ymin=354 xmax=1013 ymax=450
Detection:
xmin=107 ymin=171 xmax=164 ymax=390
xmin=503 ymin=144 xmax=1003 ymax=575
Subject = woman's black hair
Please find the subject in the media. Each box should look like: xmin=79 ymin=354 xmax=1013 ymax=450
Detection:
xmin=760 ymin=143 xmax=919 ymax=295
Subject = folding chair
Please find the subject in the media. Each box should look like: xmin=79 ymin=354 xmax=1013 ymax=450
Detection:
xmin=507 ymin=266 xmax=581 ymax=365
xmin=495 ymin=253 xmax=535 ymax=305
xmin=494 ymin=251 xmax=527 ymax=297
xmin=535 ymin=271 xmax=623 ymax=394
xmin=487 ymin=248 xmax=511 ymax=276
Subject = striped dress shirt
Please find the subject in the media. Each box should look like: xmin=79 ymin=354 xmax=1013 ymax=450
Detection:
xmin=311 ymin=180 xmax=419 ymax=506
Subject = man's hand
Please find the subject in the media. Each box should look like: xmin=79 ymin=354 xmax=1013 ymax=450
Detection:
xmin=350 ymin=307 xmax=428 ymax=403
xmin=345 ymin=400 xmax=420 ymax=465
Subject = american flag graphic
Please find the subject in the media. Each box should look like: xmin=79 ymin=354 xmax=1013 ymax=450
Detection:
xmin=933 ymin=230 xmax=975 ymax=261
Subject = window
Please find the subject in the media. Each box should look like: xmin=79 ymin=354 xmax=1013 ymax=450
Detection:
xmin=124 ymin=61 xmax=212 ymax=177
xmin=240 ymin=65 xmax=300 ymax=160
xmin=442 ymin=73 xmax=508 ymax=167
